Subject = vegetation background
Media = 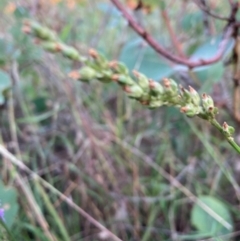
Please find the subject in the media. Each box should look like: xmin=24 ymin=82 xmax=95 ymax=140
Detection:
xmin=0 ymin=0 xmax=240 ymax=240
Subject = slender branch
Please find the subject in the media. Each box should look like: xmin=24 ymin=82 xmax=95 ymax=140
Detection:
xmin=160 ymin=8 xmax=185 ymax=57
xmin=194 ymin=0 xmax=230 ymax=21
xmin=0 ymin=144 xmax=123 ymax=241
xmin=227 ymin=2 xmax=240 ymax=123
xmin=110 ymin=0 xmax=234 ymax=68
xmin=232 ymin=38 xmax=240 ymax=122
xmin=210 ymin=119 xmax=240 ymax=154
xmin=199 ymin=0 xmax=215 ymax=36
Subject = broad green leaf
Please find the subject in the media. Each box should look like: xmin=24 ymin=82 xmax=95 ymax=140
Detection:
xmin=97 ymin=3 xmax=125 ymax=28
xmin=0 ymin=39 xmax=15 ymax=66
xmin=189 ymin=36 xmax=234 ymax=92
xmin=181 ymin=12 xmax=203 ymax=32
xmin=142 ymin=0 xmax=164 ymax=9
xmin=0 ymin=220 xmax=15 ymax=241
xmin=193 ymin=62 xmax=224 ymax=92
xmin=191 ymin=196 xmax=233 ymax=238
xmin=14 ymin=6 xmax=29 ymax=19
xmin=0 ymin=70 xmax=11 ymax=105
xmin=0 ymin=181 xmax=19 ymax=228
xmin=120 ymin=38 xmax=175 ymax=81
xmin=190 ymin=36 xmax=234 ymax=61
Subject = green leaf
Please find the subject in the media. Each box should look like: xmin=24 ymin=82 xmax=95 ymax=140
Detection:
xmin=120 ymin=38 xmax=175 ymax=81
xmin=191 ymin=196 xmax=233 ymax=238
xmin=142 ymin=0 xmax=165 ymax=9
xmin=181 ymin=12 xmax=203 ymax=32
xmin=0 ymin=70 xmax=11 ymax=105
xmin=193 ymin=62 xmax=224 ymax=92
xmin=14 ymin=6 xmax=29 ymax=19
xmin=0 ymin=39 xmax=15 ymax=66
xmin=0 ymin=220 xmax=16 ymax=241
xmin=189 ymin=36 xmax=234 ymax=92
xmin=0 ymin=181 xmax=19 ymax=228
xmin=190 ymin=36 xmax=234 ymax=60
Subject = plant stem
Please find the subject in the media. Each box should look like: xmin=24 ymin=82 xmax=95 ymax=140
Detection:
xmin=210 ymin=118 xmax=240 ymax=154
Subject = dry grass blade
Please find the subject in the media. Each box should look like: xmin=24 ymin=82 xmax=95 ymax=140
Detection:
xmin=0 ymin=144 xmax=122 ymax=241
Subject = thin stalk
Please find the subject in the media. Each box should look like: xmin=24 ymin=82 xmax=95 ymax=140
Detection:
xmin=7 ymin=90 xmax=56 ymax=241
xmin=35 ymin=181 xmax=71 ymax=241
xmin=0 ymin=144 xmax=122 ymax=241
xmin=210 ymin=118 xmax=240 ymax=154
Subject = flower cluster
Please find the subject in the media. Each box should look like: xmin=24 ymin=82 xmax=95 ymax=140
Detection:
xmin=22 ymin=19 xmax=236 ymax=141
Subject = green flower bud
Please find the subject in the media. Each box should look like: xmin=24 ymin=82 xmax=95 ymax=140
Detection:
xmin=188 ymin=86 xmax=200 ymax=106
xmin=148 ymin=99 xmax=163 ymax=109
xmin=136 ymin=92 xmax=150 ymax=104
xmin=41 ymin=41 xmax=60 ymax=53
xmin=89 ymin=49 xmax=108 ymax=68
xmin=180 ymin=86 xmax=191 ymax=103
xmin=222 ymin=122 xmax=235 ymax=136
xmin=149 ymin=80 xmax=164 ymax=96
xmin=109 ymin=61 xmax=129 ymax=75
xmin=180 ymin=104 xmax=200 ymax=117
xmin=97 ymin=70 xmax=112 ymax=83
xmin=123 ymin=85 xmax=144 ymax=99
xmin=133 ymin=70 xmax=149 ymax=92
xmin=26 ymin=20 xmax=58 ymax=41
xmin=202 ymin=93 xmax=214 ymax=112
xmin=68 ymin=66 xmax=98 ymax=82
xmin=59 ymin=44 xmax=82 ymax=61
xmin=163 ymin=78 xmax=178 ymax=93
xmin=112 ymin=75 xmax=135 ymax=86
xmin=37 ymin=27 xmax=57 ymax=41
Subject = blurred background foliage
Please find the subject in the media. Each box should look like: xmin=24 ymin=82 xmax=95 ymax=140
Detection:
xmin=0 ymin=0 xmax=240 ymax=240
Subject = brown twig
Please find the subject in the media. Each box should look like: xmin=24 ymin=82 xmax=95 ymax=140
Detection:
xmin=110 ymin=0 xmax=234 ymax=68
xmin=194 ymin=0 xmax=230 ymax=21
xmin=160 ymin=8 xmax=185 ymax=57
xmin=0 ymin=144 xmax=123 ymax=241
xmin=199 ymin=0 xmax=215 ymax=36
xmin=230 ymin=3 xmax=240 ymax=122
